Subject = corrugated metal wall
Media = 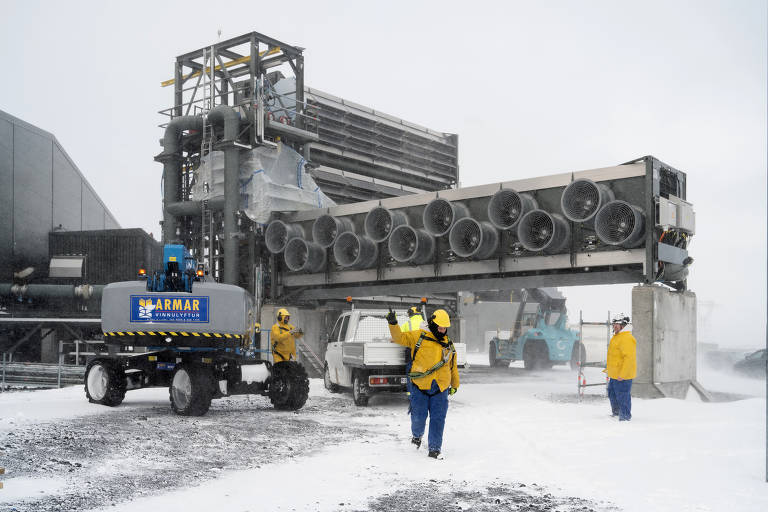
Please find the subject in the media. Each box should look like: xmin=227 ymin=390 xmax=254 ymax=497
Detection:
xmin=0 ymin=110 xmax=120 ymax=280
xmin=49 ymin=229 xmax=162 ymax=285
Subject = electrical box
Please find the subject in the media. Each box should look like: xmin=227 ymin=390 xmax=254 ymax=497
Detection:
xmin=657 ymin=195 xmax=695 ymax=234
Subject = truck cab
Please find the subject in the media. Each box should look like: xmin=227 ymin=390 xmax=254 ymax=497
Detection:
xmin=324 ymin=309 xmax=466 ymax=406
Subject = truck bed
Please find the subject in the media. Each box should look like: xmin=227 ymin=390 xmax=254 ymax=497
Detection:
xmin=342 ymin=342 xmax=407 ymax=368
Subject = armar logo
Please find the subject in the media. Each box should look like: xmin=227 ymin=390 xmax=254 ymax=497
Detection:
xmin=130 ymin=296 xmax=209 ymax=323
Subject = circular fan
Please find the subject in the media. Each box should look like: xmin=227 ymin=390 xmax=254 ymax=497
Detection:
xmin=265 ymin=220 xmax=304 ymax=254
xmin=365 ymin=207 xmax=408 ymax=242
xmin=594 ymin=200 xmax=645 ymax=248
xmin=517 ymin=210 xmax=570 ymax=253
xmin=284 ymin=238 xmax=325 ymax=273
xmin=422 ymin=199 xmax=468 ymax=236
xmin=488 ymin=189 xmax=537 ymax=229
xmin=561 ymin=179 xmax=614 ymax=222
xmin=388 ymin=225 xmax=434 ymax=264
xmin=333 ymin=232 xmax=378 ymax=269
xmin=449 ymin=218 xmax=498 ymax=259
xmin=312 ymin=215 xmax=353 ymax=248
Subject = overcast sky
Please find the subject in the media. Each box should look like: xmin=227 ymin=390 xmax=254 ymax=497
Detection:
xmin=2 ymin=0 xmax=766 ymax=347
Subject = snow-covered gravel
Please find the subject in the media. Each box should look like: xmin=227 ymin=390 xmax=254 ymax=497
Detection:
xmin=0 ymin=355 xmax=765 ymax=511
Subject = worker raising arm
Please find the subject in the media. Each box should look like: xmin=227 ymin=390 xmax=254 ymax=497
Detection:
xmin=387 ymin=308 xmax=459 ymax=459
xmin=271 ymin=308 xmax=303 ymax=363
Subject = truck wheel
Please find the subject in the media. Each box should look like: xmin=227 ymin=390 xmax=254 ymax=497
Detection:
xmin=324 ymin=363 xmax=340 ymax=393
xmin=489 ymin=340 xmax=510 ymax=368
xmin=269 ymin=361 xmax=310 ymax=411
xmin=169 ymin=364 xmax=214 ymax=416
xmin=85 ymin=358 xmax=126 ymax=406
xmin=523 ymin=341 xmax=552 ymax=370
xmin=352 ymin=372 xmax=369 ymax=406
xmin=570 ymin=342 xmax=587 ymax=371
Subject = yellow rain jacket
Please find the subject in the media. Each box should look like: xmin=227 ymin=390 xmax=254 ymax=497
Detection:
xmin=400 ymin=314 xmax=424 ymax=332
xmin=389 ymin=324 xmax=459 ymax=392
xmin=271 ymin=321 xmax=303 ymax=363
xmin=605 ymin=328 xmax=637 ymax=380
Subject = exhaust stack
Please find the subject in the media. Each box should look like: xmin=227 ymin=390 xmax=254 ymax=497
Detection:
xmin=313 ymin=215 xmax=354 ymax=248
xmin=423 ymin=198 xmax=469 ymax=236
xmin=388 ymin=225 xmax=434 ymax=264
xmin=561 ymin=179 xmax=614 ymax=223
xmin=364 ymin=207 xmax=408 ymax=242
xmin=517 ymin=210 xmax=571 ymax=253
xmin=487 ymin=189 xmax=537 ymax=230
xmin=449 ymin=218 xmax=499 ymax=259
xmin=333 ymin=232 xmax=378 ymax=269
xmin=265 ymin=220 xmax=305 ymax=254
xmin=594 ymin=200 xmax=645 ymax=248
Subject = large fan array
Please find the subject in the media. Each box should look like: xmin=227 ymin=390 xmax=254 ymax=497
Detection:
xmin=266 ymin=180 xmax=648 ymax=273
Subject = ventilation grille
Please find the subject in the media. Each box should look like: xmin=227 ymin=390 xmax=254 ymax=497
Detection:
xmin=365 ymin=207 xmax=408 ymax=242
xmin=265 ymin=220 xmax=304 ymax=254
xmin=284 ymin=238 xmax=325 ymax=273
xmin=423 ymin=199 xmax=468 ymax=236
xmin=594 ymin=201 xmax=645 ymax=248
xmin=517 ymin=210 xmax=570 ymax=253
xmin=333 ymin=232 xmax=378 ymax=269
xmin=488 ymin=189 xmax=537 ymax=229
xmin=312 ymin=215 xmax=353 ymax=248
xmin=561 ymin=179 xmax=614 ymax=222
xmin=388 ymin=225 xmax=434 ymax=264
xmin=449 ymin=218 xmax=498 ymax=259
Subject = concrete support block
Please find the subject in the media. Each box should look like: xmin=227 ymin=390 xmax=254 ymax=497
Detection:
xmin=632 ymin=285 xmax=697 ymax=399
xmin=40 ymin=328 xmax=58 ymax=364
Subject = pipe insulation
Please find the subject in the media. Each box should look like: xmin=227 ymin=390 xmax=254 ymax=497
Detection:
xmin=517 ymin=210 xmax=571 ymax=254
xmin=265 ymin=220 xmax=305 ymax=254
xmin=449 ymin=218 xmax=499 ymax=259
xmin=284 ymin=238 xmax=326 ymax=273
xmin=561 ymin=179 xmax=614 ymax=223
xmin=423 ymin=198 xmax=469 ymax=237
xmin=0 ymin=284 xmax=104 ymax=300
xmin=594 ymin=200 xmax=646 ymax=248
xmin=487 ymin=189 xmax=537 ymax=230
xmin=333 ymin=232 xmax=378 ymax=269
xmin=364 ymin=207 xmax=408 ymax=242
xmin=313 ymin=215 xmax=354 ymax=248
xmin=388 ymin=225 xmax=434 ymax=264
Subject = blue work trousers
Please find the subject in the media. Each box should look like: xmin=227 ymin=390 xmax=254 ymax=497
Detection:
xmin=410 ymin=380 xmax=449 ymax=452
xmin=607 ymin=378 xmax=632 ymax=421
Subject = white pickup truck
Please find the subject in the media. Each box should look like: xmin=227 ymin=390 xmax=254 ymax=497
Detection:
xmin=323 ymin=308 xmax=467 ymax=406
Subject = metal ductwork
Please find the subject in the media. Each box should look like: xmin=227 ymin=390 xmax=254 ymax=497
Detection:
xmin=333 ymin=232 xmax=378 ymax=269
xmin=312 ymin=215 xmax=354 ymax=248
xmin=487 ymin=189 xmax=537 ymax=230
xmin=423 ymin=198 xmax=469 ymax=236
xmin=284 ymin=238 xmax=326 ymax=273
xmin=561 ymin=179 xmax=614 ymax=223
xmin=265 ymin=220 xmax=305 ymax=254
xmin=388 ymin=225 xmax=434 ymax=264
xmin=594 ymin=200 xmax=645 ymax=248
xmin=517 ymin=210 xmax=571 ymax=253
xmin=364 ymin=207 xmax=408 ymax=242
xmin=449 ymin=218 xmax=499 ymax=259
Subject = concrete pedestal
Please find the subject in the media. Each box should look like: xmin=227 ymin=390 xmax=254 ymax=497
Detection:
xmin=632 ymin=285 xmax=700 ymax=399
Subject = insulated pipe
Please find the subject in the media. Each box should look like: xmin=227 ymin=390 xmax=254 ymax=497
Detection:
xmin=284 ymin=238 xmax=326 ymax=273
xmin=423 ymin=198 xmax=469 ymax=236
xmin=207 ymin=105 xmax=241 ymax=285
xmin=449 ymin=218 xmax=499 ymax=259
xmin=364 ymin=207 xmax=408 ymax=242
xmin=265 ymin=220 xmax=305 ymax=254
xmin=333 ymin=232 xmax=378 ymax=269
xmin=165 ymin=197 xmax=225 ymax=216
xmin=594 ymin=200 xmax=646 ymax=248
xmin=159 ymin=116 xmax=204 ymax=243
xmin=487 ymin=189 xmax=537 ymax=230
xmin=312 ymin=215 xmax=354 ymax=248
xmin=517 ymin=210 xmax=571 ymax=254
xmin=388 ymin=225 xmax=434 ymax=264
xmin=561 ymin=179 xmax=614 ymax=223
xmin=0 ymin=284 xmax=104 ymax=300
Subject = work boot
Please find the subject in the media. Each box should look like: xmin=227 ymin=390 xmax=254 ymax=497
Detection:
xmin=411 ymin=436 xmax=422 ymax=449
xmin=428 ymin=450 xmax=441 ymax=459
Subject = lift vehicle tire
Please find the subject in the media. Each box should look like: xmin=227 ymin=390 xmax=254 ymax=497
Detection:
xmin=523 ymin=341 xmax=551 ymax=370
xmin=85 ymin=358 xmax=127 ymax=406
xmin=352 ymin=372 xmax=369 ymax=407
xmin=269 ymin=361 xmax=310 ymax=411
xmin=169 ymin=364 xmax=215 ymax=416
xmin=489 ymin=340 xmax=510 ymax=368
xmin=570 ymin=341 xmax=587 ymax=371
xmin=324 ymin=363 xmax=340 ymax=393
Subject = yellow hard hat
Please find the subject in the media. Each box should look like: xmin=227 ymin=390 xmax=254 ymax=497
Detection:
xmin=430 ymin=309 xmax=451 ymax=328
xmin=408 ymin=306 xmax=420 ymax=316
xmin=277 ymin=308 xmax=290 ymax=321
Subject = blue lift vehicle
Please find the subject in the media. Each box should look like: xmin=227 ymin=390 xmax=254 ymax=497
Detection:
xmin=86 ymin=245 xmax=309 ymax=416
xmin=488 ymin=288 xmax=585 ymax=370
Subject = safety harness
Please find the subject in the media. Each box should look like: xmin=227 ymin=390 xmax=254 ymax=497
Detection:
xmin=407 ymin=333 xmax=456 ymax=380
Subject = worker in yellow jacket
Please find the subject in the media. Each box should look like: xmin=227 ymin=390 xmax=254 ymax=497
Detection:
xmin=387 ymin=308 xmax=459 ymax=459
xmin=271 ymin=308 xmax=303 ymax=363
xmin=604 ymin=313 xmax=637 ymax=421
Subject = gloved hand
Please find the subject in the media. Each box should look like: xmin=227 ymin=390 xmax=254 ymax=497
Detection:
xmin=386 ymin=308 xmax=398 ymax=325
xmin=449 ymin=387 xmax=457 ymax=396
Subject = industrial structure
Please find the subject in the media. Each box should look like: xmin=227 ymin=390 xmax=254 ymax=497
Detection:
xmin=152 ymin=31 xmax=699 ymax=397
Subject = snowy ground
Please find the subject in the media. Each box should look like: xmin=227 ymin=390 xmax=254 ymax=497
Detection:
xmin=0 ymin=354 xmax=766 ymax=512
